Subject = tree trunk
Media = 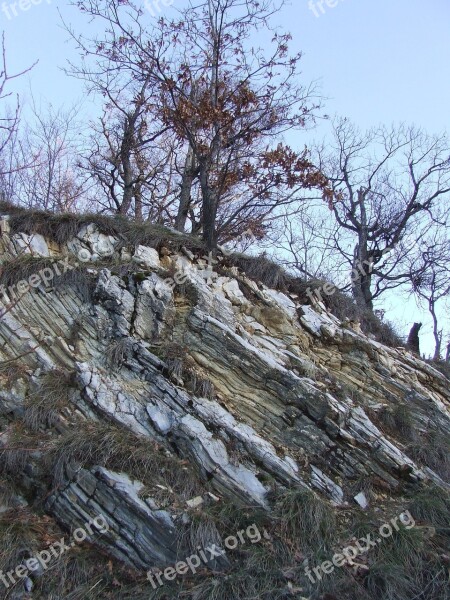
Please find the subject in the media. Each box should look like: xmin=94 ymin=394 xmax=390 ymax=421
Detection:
xmin=430 ymin=301 xmax=442 ymax=361
xmin=351 ymin=190 xmax=374 ymax=310
xmin=351 ymin=247 xmax=374 ymax=310
xmin=352 ymin=267 xmax=374 ymax=310
xmin=134 ymin=182 xmax=143 ymax=222
xmin=175 ymin=145 xmax=196 ymax=232
xmin=199 ymin=163 xmax=218 ymax=251
xmin=118 ymin=116 xmax=135 ymax=216
xmin=406 ymin=323 xmax=422 ymax=356
xmin=202 ymin=195 xmax=218 ymax=251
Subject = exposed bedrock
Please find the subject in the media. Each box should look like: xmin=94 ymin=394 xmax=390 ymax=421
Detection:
xmin=0 ymin=218 xmax=449 ymax=573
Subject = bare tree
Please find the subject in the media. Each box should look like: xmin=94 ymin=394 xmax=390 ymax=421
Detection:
xmin=12 ymin=100 xmax=88 ymax=212
xmin=63 ymin=14 xmax=179 ymax=221
xmin=407 ymin=232 xmax=450 ymax=360
xmin=64 ymin=0 xmax=330 ymax=247
xmin=81 ymin=81 xmax=177 ymax=221
xmin=268 ymin=202 xmax=348 ymax=283
xmin=0 ymin=33 xmax=36 ymax=194
xmin=313 ymin=118 xmax=450 ymax=309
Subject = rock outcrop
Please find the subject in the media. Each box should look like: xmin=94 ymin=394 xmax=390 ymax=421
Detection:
xmin=0 ymin=212 xmax=449 ymax=599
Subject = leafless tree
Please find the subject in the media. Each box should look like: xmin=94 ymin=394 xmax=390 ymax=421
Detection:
xmin=407 ymin=232 xmax=450 ymax=360
xmin=11 ymin=100 xmax=88 ymax=212
xmin=268 ymin=202 xmax=348 ymax=283
xmin=0 ymin=33 xmax=36 ymax=194
xmin=313 ymin=118 xmax=450 ymax=309
xmin=80 ymin=82 xmax=178 ymax=221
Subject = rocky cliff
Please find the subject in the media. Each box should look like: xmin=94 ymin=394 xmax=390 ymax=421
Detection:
xmin=0 ymin=206 xmax=448 ymax=600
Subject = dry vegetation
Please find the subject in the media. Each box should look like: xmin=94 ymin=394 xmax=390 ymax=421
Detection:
xmin=224 ymin=252 xmax=404 ymax=349
xmin=2 ymin=366 xmax=447 ymax=599
xmin=0 ymin=200 xmax=205 ymax=253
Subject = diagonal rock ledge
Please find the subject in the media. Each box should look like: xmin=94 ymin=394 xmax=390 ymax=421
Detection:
xmin=0 ymin=214 xmax=449 ymax=575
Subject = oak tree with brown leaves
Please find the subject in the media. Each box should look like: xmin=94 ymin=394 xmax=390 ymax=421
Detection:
xmin=66 ymin=0 xmax=330 ymax=248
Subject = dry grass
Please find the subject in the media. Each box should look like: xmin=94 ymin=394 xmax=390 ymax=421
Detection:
xmin=0 ymin=255 xmax=97 ymax=305
xmin=0 ymin=473 xmax=21 ymax=508
xmin=0 ymin=423 xmax=50 ymax=475
xmin=408 ymin=485 xmax=450 ymax=532
xmin=376 ymin=403 xmax=416 ymax=442
xmin=49 ymin=421 xmax=202 ymax=503
xmin=23 ymin=370 xmax=74 ymax=431
xmin=407 ymin=428 xmax=450 ymax=482
xmin=0 ymin=359 xmax=30 ymax=386
xmin=428 ymin=359 xmax=450 ymax=380
xmin=153 ymin=342 xmax=216 ymax=400
xmin=0 ymin=509 xmax=60 ymax=573
xmin=1 ymin=201 xmax=205 ymax=253
xmin=225 ymin=252 xmax=287 ymax=289
xmin=0 ymin=254 xmax=56 ymax=288
xmin=274 ymin=487 xmax=337 ymax=553
xmin=104 ymin=337 xmax=133 ymax=372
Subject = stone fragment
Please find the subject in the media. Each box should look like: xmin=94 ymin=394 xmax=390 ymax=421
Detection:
xmin=186 ymin=496 xmax=204 ymax=508
xmin=354 ymin=491 xmax=369 ymax=509
xmin=132 ymin=245 xmax=161 ymax=269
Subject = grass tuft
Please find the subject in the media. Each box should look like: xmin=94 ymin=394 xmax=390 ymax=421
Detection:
xmin=408 ymin=485 xmax=450 ymax=532
xmin=225 ymin=253 xmax=287 ymax=289
xmin=23 ymin=369 xmax=74 ymax=431
xmin=275 ymin=488 xmax=336 ymax=553
xmin=408 ymin=429 xmax=450 ymax=482
xmin=49 ymin=421 xmax=201 ymax=503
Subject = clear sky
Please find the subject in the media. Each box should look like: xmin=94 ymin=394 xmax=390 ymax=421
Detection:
xmin=1 ymin=0 xmax=449 ymax=354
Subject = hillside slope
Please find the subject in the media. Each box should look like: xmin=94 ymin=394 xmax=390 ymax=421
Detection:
xmin=0 ymin=208 xmax=449 ymax=600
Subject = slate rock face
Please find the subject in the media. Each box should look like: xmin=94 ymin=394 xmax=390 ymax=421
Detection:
xmin=46 ymin=467 xmax=181 ymax=570
xmin=0 ymin=214 xmax=449 ymax=576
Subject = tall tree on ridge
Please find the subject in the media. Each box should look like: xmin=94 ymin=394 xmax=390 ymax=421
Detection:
xmin=66 ymin=0 xmax=330 ymax=247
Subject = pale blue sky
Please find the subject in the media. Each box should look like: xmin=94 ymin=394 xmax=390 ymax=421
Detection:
xmin=3 ymin=0 xmax=449 ymax=132
xmin=2 ymin=0 xmax=449 ymax=353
